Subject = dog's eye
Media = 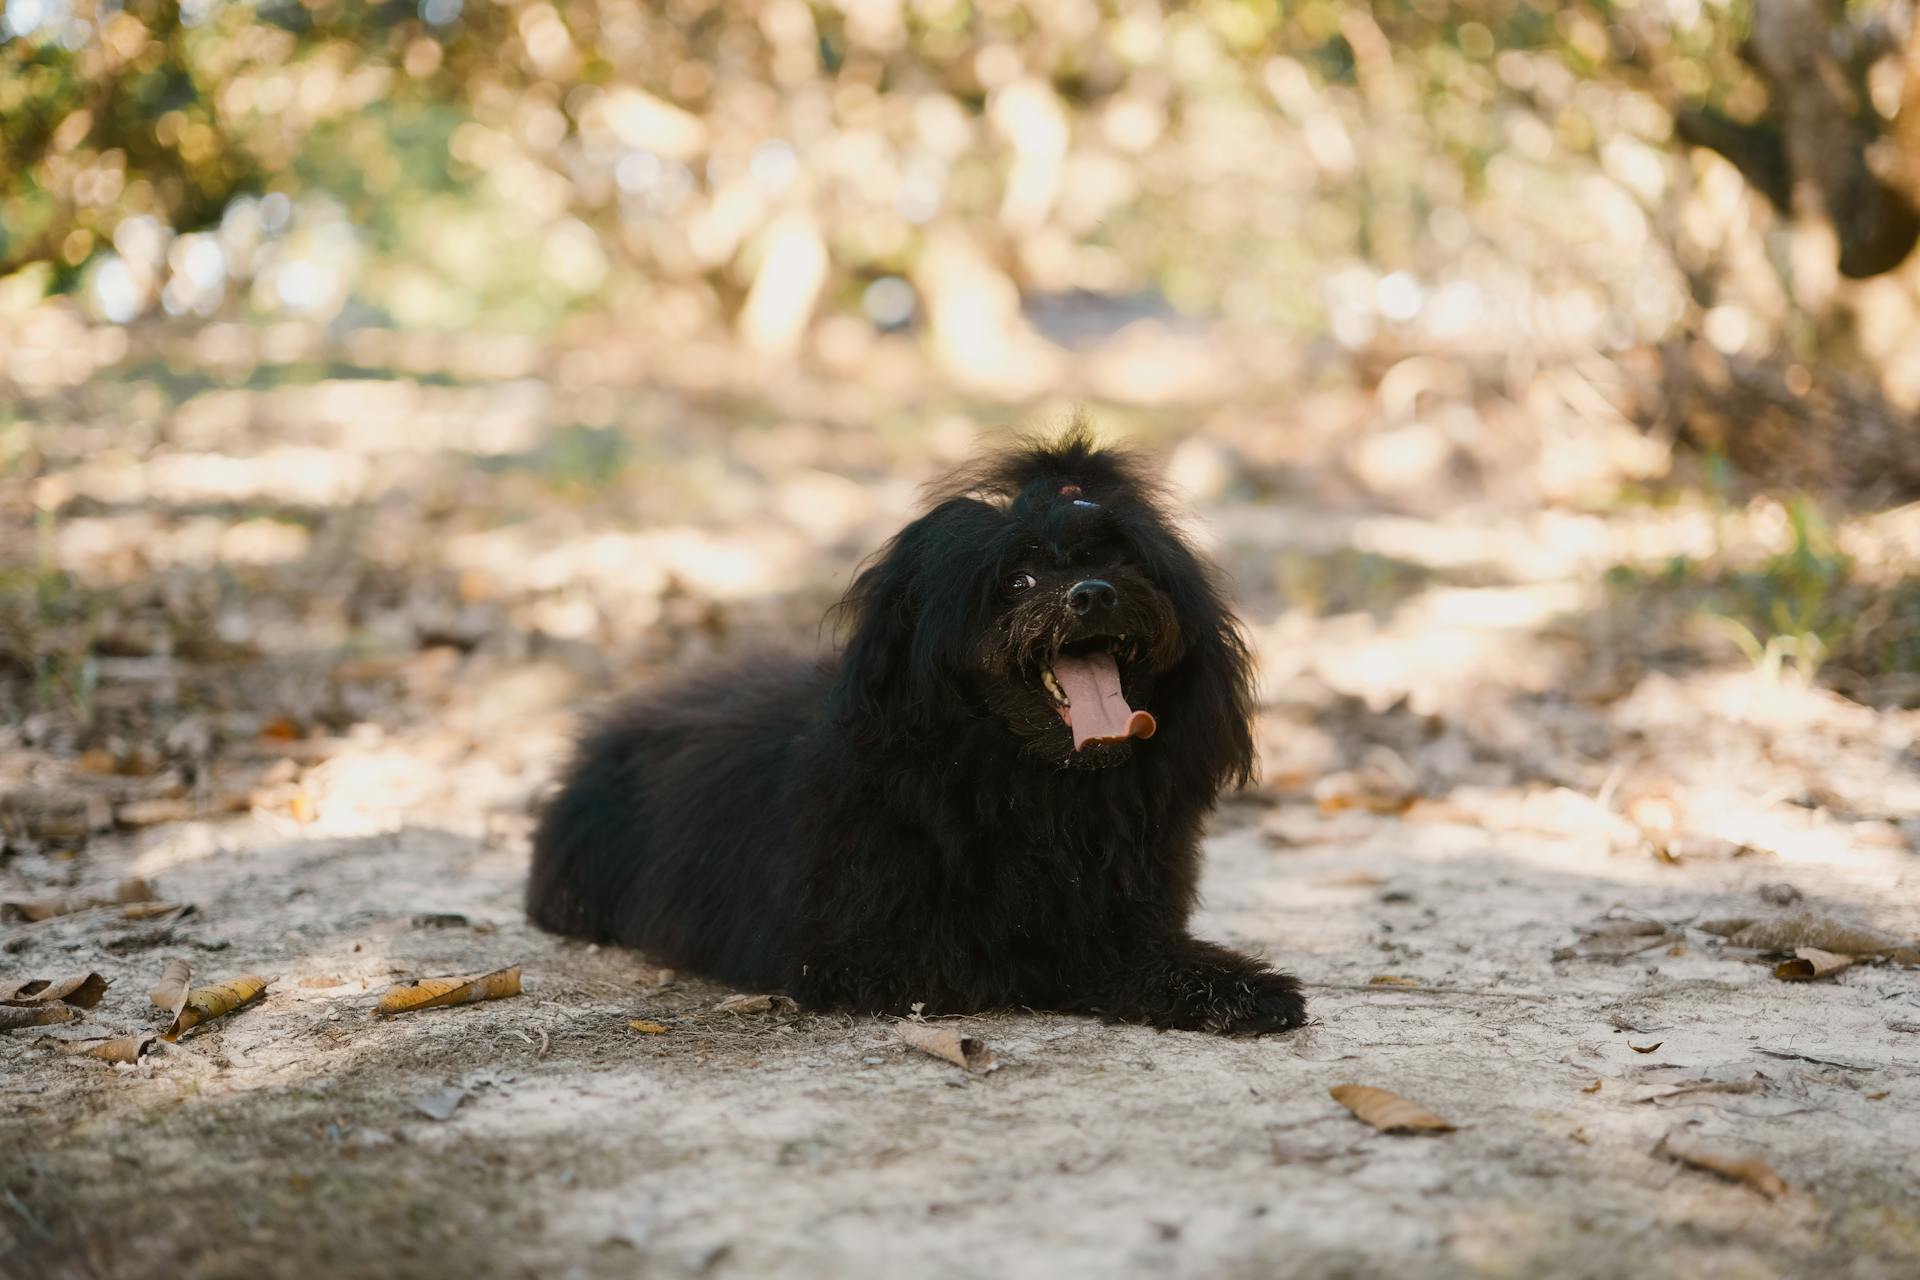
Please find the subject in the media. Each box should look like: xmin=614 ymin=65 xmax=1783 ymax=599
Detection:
xmin=1006 ymin=572 xmax=1036 ymax=595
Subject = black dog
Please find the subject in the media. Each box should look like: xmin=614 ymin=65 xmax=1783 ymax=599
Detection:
xmin=527 ymin=428 xmax=1306 ymax=1034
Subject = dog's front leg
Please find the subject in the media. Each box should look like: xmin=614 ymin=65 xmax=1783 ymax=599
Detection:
xmin=1083 ymin=937 xmax=1307 ymax=1035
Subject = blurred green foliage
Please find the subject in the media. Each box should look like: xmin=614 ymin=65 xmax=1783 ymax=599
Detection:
xmin=1 ymin=0 xmax=1779 ymax=336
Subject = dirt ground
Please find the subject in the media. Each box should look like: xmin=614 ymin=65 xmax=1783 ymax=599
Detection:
xmin=3 ymin=321 xmax=1919 ymax=1278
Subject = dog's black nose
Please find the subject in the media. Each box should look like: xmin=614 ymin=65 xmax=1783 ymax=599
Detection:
xmin=1067 ymin=579 xmax=1119 ymax=617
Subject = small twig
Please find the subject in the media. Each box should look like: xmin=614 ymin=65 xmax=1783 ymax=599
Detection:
xmin=1887 ymin=1021 xmax=1920 ymax=1033
xmin=1758 ymin=1048 xmax=1898 ymax=1072
xmin=1311 ymin=983 xmax=1553 ymax=1003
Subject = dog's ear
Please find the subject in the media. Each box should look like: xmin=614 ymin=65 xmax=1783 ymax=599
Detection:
xmin=1119 ymin=508 xmax=1257 ymax=791
xmin=830 ymin=496 xmax=1002 ymax=741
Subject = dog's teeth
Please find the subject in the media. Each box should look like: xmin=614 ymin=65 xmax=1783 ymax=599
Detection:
xmin=1041 ymin=668 xmax=1069 ymax=706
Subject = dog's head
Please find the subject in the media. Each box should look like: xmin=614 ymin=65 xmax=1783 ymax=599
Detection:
xmin=831 ymin=426 xmax=1253 ymax=783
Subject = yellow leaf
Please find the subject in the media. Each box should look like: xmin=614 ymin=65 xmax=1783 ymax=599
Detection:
xmin=1367 ymin=974 xmax=1420 ymax=987
xmin=628 ymin=1019 xmax=670 ymax=1035
xmin=374 ymin=966 xmax=521 ymax=1016
xmin=1329 ymin=1084 xmax=1456 ymax=1134
xmin=166 ymin=974 xmax=270 ymax=1040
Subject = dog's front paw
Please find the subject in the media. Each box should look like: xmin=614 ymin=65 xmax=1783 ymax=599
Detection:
xmin=1119 ymin=949 xmax=1310 ymax=1035
xmin=1224 ymin=971 xmax=1308 ymax=1035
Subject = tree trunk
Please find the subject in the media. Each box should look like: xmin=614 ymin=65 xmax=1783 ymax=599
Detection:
xmin=1745 ymin=0 xmax=1919 ymax=296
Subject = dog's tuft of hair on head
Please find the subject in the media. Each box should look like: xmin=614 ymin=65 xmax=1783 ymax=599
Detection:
xmin=930 ymin=418 xmax=1164 ymax=514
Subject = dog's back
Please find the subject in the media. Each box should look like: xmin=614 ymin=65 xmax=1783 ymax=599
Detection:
xmin=527 ymin=651 xmax=829 ymax=989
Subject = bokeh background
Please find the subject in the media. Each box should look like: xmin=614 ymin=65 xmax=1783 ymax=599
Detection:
xmin=3 ymin=0 xmax=1919 ymax=843
xmin=6 ymin=8 xmax=1920 ymax=1275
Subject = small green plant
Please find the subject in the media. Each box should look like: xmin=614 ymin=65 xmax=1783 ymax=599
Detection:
xmin=1708 ymin=498 xmax=1852 ymax=685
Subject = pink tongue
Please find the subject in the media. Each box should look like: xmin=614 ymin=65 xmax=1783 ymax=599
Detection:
xmin=1052 ymin=651 xmax=1157 ymax=751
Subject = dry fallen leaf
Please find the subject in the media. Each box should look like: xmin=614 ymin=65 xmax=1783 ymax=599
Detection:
xmin=412 ymin=1087 xmax=468 ymax=1121
xmin=148 ymin=959 xmax=191 ymax=1019
xmin=627 ymin=1019 xmax=670 ymax=1035
xmin=1367 ymin=975 xmax=1421 ymax=987
xmin=167 ymin=974 xmax=270 ymax=1040
xmin=2 ymin=878 xmax=157 ymax=922
xmin=121 ymin=901 xmax=192 ymax=921
xmin=114 ymin=798 xmax=198 ymax=828
xmin=1629 ymin=1042 xmax=1664 ymax=1054
xmin=0 ymin=1004 xmax=80 ymax=1031
xmin=1329 ymin=1084 xmax=1456 ymax=1134
xmin=1657 ymin=1133 xmax=1789 ymax=1199
xmin=0 ymin=973 xmax=110 ymax=1009
xmin=1582 ymin=1079 xmax=1603 ymax=1093
xmin=1702 ymin=910 xmax=1920 ymax=964
xmin=1636 ymin=1079 xmax=1763 ymax=1104
xmin=894 ymin=1021 xmax=997 ymax=1073
xmin=1313 ymin=762 xmax=1418 ymax=816
xmin=1311 ymin=871 xmax=1388 ymax=889
xmin=81 ymin=1035 xmax=155 ymax=1064
xmin=711 ymin=993 xmax=797 ymax=1015
xmin=1773 ymin=946 xmax=1855 ymax=982
xmin=375 ymin=966 xmax=521 ymax=1016
xmin=1555 ymin=919 xmax=1676 ymax=961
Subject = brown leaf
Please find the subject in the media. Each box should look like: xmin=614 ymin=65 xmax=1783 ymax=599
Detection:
xmin=80 ymin=1035 xmax=155 ymax=1064
xmin=1 ymin=878 xmax=157 ymax=922
xmin=1329 ymin=1084 xmax=1456 ymax=1133
xmin=894 ymin=1021 xmax=996 ymax=1073
xmin=0 ymin=1004 xmax=80 ymax=1031
xmin=1657 ymin=1133 xmax=1789 ymax=1198
xmin=1772 ymin=946 xmax=1855 ymax=982
xmin=711 ymin=993 xmax=797 ymax=1015
xmin=1629 ymin=1041 xmax=1664 ymax=1053
xmin=0 ymin=973 xmax=110 ymax=1009
xmin=374 ymin=967 xmax=520 ymax=1016
xmin=1367 ymin=974 xmax=1421 ymax=987
xmin=1722 ymin=909 xmax=1920 ymax=964
xmin=627 ymin=1019 xmax=670 ymax=1035
xmin=167 ymin=974 xmax=270 ymax=1040
xmin=148 ymin=959 xmax=192 ymax=1018
xmin=1582 ymin=1079 xmax=1603 ymax=1093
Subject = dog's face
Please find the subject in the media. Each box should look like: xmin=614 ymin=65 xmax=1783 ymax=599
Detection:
xmin=833 ymin=431 xmax=1252 ymax=778
xmin=972 ymin=487 xmax=1184 ymax=768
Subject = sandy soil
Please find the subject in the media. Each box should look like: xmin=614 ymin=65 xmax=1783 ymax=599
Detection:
xmin=5 ymin=680 xmax=1918 ymax=1280
xmin=4 ymin=330 xmax=1919 ymax=1279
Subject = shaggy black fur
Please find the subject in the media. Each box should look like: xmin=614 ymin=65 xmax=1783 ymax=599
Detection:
xmin=527 ymin=428 xmax=1306 ymax=1034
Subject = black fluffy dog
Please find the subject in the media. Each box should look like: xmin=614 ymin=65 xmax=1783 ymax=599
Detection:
xmin=527 ymin=428 xmax=1306 ymax=1034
